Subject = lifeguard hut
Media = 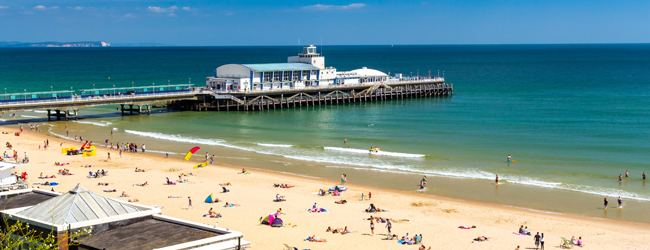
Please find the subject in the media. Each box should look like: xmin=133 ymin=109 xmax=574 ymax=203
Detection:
xmin=0 ymin=162 xmax=28 ymax=191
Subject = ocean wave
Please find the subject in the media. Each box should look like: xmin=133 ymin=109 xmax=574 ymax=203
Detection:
xmin=147 ymin=150 xmax=178 ymax=155
xmin=33 ymin=110 xmax=48 ymax=113
xmin=257 ymin=143 xmax=293 ymax=148
xmin=21 ymin=115 xmax=42 ymax=118
xmin=324 ymin=146 xmax=425 ymax=158
xmin=120 ymin=130 xmax=650 ymax=201
xmin=74 ymin=121 xmax=112 ymax=127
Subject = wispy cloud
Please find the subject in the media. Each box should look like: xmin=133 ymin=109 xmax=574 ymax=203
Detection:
xmin=302 ymin=3 xmax=366 ymax=11
xmin=123 ymin=13 xmax=136 ymax=18
xmin=182 ymin=7 xmax=190 ymax=11
xmin=0 ymin=6 xmax=9 ymax=9
xmin=33 ymin=5 xmax=59 ymax=10
xmin=73 ymin=6 xmax=85 ymax=10
xmin=148 ymin=6 xmax=178 ymax=13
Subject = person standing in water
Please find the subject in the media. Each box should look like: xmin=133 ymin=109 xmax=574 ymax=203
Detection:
xmin=495 ymin=174 xmax=499 ymax=184
xmin=422 ymin=176 xmax=427 ymax=187
xmin=604 ymin=197 xmax=608 ymax=209
xmin=625 ymin=170 xmax=629 ymax=177
xmin=618 ymin=196 xmax=622 ymax=208
xmin=643 ymin=172 xmax=646 ymax=180
xmin=341 ymin=174 xmax=347 ymax=185
xmin=619 ymin=174 xmax=622 ymax=182
xmin=344 ymin=138 xmax=347 ymax=144
xmin=507 ymin=155 xmax=512 ymax=163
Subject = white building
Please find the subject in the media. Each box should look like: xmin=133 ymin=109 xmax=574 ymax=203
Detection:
xmin=0 ymin=162 xmax=24 ymax=190
xmin=207 ymin=45 xmax=390 ymax=91
xmin=207 ymin=45 xmax=337 ymax=91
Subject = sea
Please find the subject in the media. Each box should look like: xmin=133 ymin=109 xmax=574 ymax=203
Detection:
xmin=2 ymin=44 xmax=650 ymax=223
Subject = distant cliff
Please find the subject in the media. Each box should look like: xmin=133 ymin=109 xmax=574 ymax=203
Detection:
xmin=0 ymin=41 xmax=110 ymax=47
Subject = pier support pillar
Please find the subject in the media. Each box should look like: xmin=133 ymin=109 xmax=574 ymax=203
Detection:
xmin=47 ymin=109 xmax=52 ymax=121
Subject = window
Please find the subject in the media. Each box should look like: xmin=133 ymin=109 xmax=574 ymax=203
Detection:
xmin=263 ymin=72 xmax=271 ymax=82
xmin=283 ymin=71 xmax=290 ymax=81
xmin=273 ymin=72 xmax=280 ymax=82
xmin=292 ymin=71 xmax=299 ymax=81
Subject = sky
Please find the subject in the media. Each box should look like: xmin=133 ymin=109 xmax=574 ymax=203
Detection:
xmin=0 ymin=0 xmax=648 ymax=46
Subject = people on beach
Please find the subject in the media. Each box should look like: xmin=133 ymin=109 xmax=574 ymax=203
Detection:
xmin=618 ymin=196 xmax=622 ymax=208
xmin=188 ymin=196 xmax=193 ymax=208
xmin=540 ymin=233 xmax=545 ymax=250
xmin=625 ymin=170 xmax=629 ymax=177
xmin=370 ymin=220 xmax=374 ymax=235
xmin=496 ymin=174 xmax=499 ymax=184
xmin=121 ymin=191 xmax=129 ymax=197
xmin=619 ymin=174 xmax=622 ymax=182
xmin=534 ymin=232 xmax=540 ymax=249
xmin=604 ymin=197 xmax=608 ymax=209
xmin=341 ymin=174 xmax=347 ymax=185
xmin=422 ymin=176 xmax=427 ymax=187
xmin=473 ymin=236 xmax=490 ymax=242
xmin=344 ymin=138 xmax=347 ymax=144
xmin=307 ymin=235 xmax=327 ymax=242
xmin=385 ymin=218 xmax=392 ymax=233
xmin=275 ymin=193 xmax=286 ymax=201
xmin=507 ymin=154 xmax=512 ymax=163
xmin=644 ymin=172 xmax=647 ymax=180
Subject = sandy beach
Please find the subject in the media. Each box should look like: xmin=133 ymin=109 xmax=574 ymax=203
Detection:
xmin=3 ymin=125 xmax=650 ymax=250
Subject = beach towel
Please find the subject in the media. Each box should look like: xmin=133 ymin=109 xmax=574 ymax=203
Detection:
xmin=459 ymin=226 xmax=473 ymax=229
xmin=307 ymin=208 xmax=329 ymax=213
xmin=33 ymin=182 xmax=58 ymax=186
xmin=513 ymin=232 xmax=530 ymax=236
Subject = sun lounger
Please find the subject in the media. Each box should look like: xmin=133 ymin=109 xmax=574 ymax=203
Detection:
xmin=561 ymin=237 xmax=573 ymax=249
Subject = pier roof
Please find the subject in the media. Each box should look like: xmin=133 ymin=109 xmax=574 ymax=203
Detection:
xmin=242 ymin=63 xmax=319 ymax=72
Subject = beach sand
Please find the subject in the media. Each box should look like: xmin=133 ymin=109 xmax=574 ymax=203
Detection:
xmin=3 ymin=126 xmax=650 ymax=250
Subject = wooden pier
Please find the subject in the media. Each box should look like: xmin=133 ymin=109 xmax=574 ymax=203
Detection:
xmin=172 ymin=81 xmax=452 ymax=112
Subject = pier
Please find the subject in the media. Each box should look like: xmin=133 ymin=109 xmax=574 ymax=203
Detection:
xmin=0 ymin=79 xmax=451 ymax=120
xmin=172 ymin=78 xmax=452 ymax=111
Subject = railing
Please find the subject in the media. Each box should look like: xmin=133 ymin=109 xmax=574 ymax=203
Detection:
xmin=0 ymin=89 xmax=198 ymax=108
xmin=205 ymin=77 xmax=446 ymax=95
xmin=0 ymin=182 xmax=28 ymax=191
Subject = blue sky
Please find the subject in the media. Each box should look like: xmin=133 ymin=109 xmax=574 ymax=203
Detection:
xmin=0 ymin=0 xmax=648 ymax=46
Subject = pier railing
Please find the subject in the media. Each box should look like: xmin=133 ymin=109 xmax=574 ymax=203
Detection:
xmin=206 ymin=77 xmax=445 ymax=95
xmin=0 ymin=89 xmax=198 ymax=108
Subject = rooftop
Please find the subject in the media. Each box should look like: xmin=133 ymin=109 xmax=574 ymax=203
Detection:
xmin=242 ymin=63 xmax=319 ymax=72
xmin=77 ymin=218 xmax=220 ymax=250
xmin=16 ymin=184 xmax=143 ymax=225
xmin=1 ymin=190 xmax=57 ymax=210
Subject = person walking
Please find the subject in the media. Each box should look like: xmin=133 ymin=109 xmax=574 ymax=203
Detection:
xmin=188 ymin=196 xmax=193 ymax=209
xmin=534 ymin=232 xmax=541 ymax=249
xmin=604 ymin=197 xmax=608 ymax=209
xmin=370 ymin=220 xmax=374 ymax=235
xmin=107 ymin=152 xmax=111 ymax=161
xmin=368 ymin=191 xmax=372 ymax=200
xmin=540 ymin=233 xmax=545 ymax=250
xmin=385 ymin=218 xmax=392 ymax=234
xmin=341 ymin=174 xmax=347 ymax=185
xmin=618 ymin=196 xmax=623 ymax=208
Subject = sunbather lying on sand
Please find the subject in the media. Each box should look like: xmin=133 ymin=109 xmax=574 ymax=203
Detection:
xmin=307 ymin=235 xmax=327 ymax=242
xmin=121 ymin=191 xmax=130 ymax=197
xmin=104 ymin=189 xmax=116 ymax=192
xmin=98 ymin=182 xmax=110 ymax=186
xmin=133 ymin=181 xmax=148 ymax=187
xmin=473 ymin=236 xmax=490 ymax=242
xmin=168 ymin=196 xmax=182 ymax=198
xmin=128 ymin=199 xmax=139 ymax=202
xmin=224 ymin=202 xmax=240 ymax=208
xmin=135 ymin=168 xmax=145 ymax=172
xmin=219 ymin=182 xmax=232 ymax=186
xmin=335 ymin=200 xmax=347 ymax=204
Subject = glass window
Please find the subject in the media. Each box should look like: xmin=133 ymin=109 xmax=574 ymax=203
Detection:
xmin=283 ymin=71 xmax=290 ymax=81
xmin=263 ymin=72 xmax=271 ymax=82
xmin=273 ymin=72 xmax=280 ymax=82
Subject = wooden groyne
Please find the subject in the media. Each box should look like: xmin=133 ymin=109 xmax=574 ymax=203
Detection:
xmin=171 ymin=81 xmax=452 ymax=112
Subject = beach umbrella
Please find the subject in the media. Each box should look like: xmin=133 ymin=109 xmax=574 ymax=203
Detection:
xmin=193 ymin=162 xmax=209 ymax=169
xmin=184 ymin=147 xmax=200 ymax=161
xmin=205 ymin=193 xmax=215 ymax=203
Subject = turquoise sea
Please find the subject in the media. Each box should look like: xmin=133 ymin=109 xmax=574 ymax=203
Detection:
xmin=2 ymin=44 xmax=650 ymax=222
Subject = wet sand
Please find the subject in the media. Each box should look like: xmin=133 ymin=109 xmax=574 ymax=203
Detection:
xmin=4 ymin=126 xmax=650 ymax=249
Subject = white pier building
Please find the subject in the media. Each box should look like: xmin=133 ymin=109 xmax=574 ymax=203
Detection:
xmin=206 ymin=45 xmax=388 ymax=92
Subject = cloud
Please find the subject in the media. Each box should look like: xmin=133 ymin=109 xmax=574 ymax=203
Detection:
xmin=302 ymin=3 xmax=366 ymax=11
xmin=33 ymin=5 xmax=59 ymax=10
xmin=168 ymin=13 xmax=176 ymax=17
xmin=148 ymin=5 xmax=178 ymax=13
xmin=182 ymin=7 xmax=190 ymax=11
xmin=123 ymin=13 xmax=136 ymax=18
xmin=73 ymin=6 xmax=84 ymax=10
xmin=0 ymin=6 xmax=9 ymax=9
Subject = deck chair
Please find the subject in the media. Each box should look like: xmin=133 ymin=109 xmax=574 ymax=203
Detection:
xmin=561 ymin=237 xmax=573 ymax=249
xmin=283 ymin=243 xmax=309 ymax=250
xmin=222 ymin=187 xmax=230 ymax=193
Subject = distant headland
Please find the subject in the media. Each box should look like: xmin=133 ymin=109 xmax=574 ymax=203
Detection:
xmin=0 ymin=41 xmax=110 ymax=47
